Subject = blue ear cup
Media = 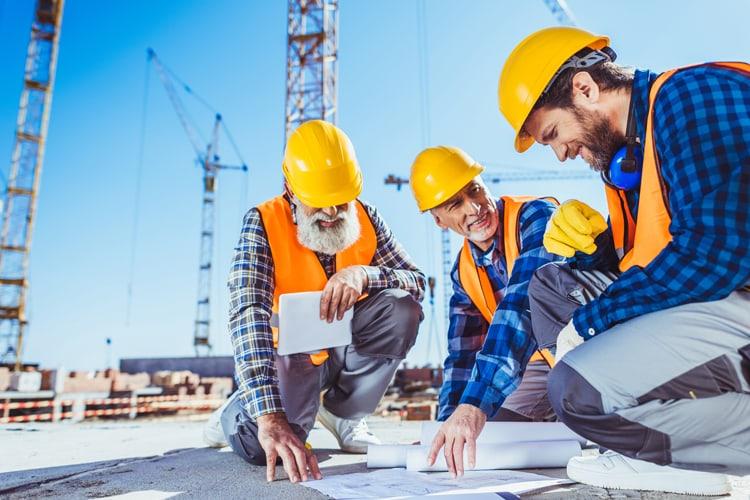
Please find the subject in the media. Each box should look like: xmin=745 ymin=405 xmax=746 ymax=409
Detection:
xmin=607 ymin=144 xmax=643 ymax=191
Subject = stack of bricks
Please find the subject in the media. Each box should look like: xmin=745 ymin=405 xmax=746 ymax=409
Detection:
xmin=403 ymin=402 xmax=436 ymax=421
xmin=105 ymin=369 xmax=151 ymax=392
xmin=152 ymin=370 xmax=202 ymax=395
xmin=0 ymin=367 xmax=10 ymax=391
xmin=41 ymin=370 xmax=112 ymax=393
xmin=200 ymin=377 xmax=233 ymax=397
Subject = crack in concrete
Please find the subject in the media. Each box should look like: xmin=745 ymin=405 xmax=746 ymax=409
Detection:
xmin=0 ymin=449 xmax=194 ymax=496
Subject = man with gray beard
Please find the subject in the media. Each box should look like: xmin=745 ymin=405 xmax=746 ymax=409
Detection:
xmin=203 ymin=120 xmax=425 ymax=485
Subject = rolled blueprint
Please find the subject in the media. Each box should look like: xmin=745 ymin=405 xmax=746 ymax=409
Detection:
xmin=367 ymin=444 xmax=411 ymax=468
xmin=420 ymin=421 xmax=586 ymax=446
xmin=405 ymin=440 xmax=581 ymax=472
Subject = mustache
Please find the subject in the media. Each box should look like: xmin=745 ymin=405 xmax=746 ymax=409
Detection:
xmin=312 ymin=212 xmax=347 ymax=223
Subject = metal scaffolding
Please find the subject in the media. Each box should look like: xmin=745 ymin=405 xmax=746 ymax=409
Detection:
xmin=285 ymin=0 xmax=338 ymax=139
xmin=0 ymin=0 xmax=65 ymax=368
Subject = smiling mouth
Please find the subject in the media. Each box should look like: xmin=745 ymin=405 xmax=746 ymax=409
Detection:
xmin=468 ymin=212 xmax=490 ymax=231
xmin=317 ymin=219 xmax=341 ymax=228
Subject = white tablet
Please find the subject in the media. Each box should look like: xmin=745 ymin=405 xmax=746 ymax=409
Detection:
xmin=277 ymin=291 xmax=353 ymax=356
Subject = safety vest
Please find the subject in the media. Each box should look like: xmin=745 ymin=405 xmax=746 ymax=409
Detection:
xmin=457 ymin=195 xmax=558 ymax=367
xmin=606 ymin=62 xmax=750 ymax=272
xmin=256 ymin=195 xmax=377 ymax=365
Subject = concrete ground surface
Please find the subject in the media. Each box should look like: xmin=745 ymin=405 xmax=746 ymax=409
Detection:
xmin=1 ymin=417 xmax=748 ymax=499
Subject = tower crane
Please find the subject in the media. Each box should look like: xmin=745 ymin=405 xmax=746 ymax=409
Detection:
xmin=147 ymin=49 xmax=247 ymax=356
xmin=0 ymin=0 xmax=65 ymax=369
xmin=286 ymin=0 xmax=338 ymax=138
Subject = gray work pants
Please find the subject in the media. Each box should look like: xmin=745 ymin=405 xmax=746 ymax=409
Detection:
xmin=529 ymin=262 xmax=750 ymax=475
xmin=221 ymin=289 xmax=423 ymax=465
xmin=493 ymin=360 xmax=556 ymax=422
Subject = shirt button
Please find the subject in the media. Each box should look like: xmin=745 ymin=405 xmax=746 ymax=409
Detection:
xmin=588 ymin=328 xmax=596 ymax=336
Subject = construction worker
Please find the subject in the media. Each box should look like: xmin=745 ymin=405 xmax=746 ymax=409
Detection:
xmin=203 ymin=120 xmax=425 ymax=484
xmin=409 ymin=146 xmax=563 ymax=478
xmin=499 ymin=27 xmax=750 ymax=495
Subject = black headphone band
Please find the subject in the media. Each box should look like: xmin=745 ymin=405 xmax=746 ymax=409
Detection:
xmin=621 ymin=88 xmax=639 ymax=173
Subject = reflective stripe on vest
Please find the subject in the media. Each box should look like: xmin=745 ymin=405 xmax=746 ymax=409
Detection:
xmin=606 ymin=62 xmax=750 ymax=271
xmin=256 ymin=195 xmax=377 ymax=365
xmin=457 ymin=195 xmax=558 ymax=367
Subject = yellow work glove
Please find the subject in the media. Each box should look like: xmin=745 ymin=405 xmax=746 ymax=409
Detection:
xmin=544 ymin=200 xmax=608 ymax=258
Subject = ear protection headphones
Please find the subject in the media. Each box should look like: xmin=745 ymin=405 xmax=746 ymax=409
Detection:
xmin=601 ymin=92 xmax=642 ymax=191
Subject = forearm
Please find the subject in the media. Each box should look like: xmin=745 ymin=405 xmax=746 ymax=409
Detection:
xmin=574 ymin=236 xmax=750 ymax=337
xmin=230 ymin=304 xmax=283 ymax=420
xmin=362 ymin=265 xmax=426 ymax=301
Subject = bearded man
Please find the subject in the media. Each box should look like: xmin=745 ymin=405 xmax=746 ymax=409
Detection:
xmin=203 ymin=120 xmax=425 ymax=484
xmin=498 ymin=27 xmax=750 ymax=495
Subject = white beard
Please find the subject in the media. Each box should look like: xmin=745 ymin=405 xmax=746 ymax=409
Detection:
xmin=294 ymin=200 xmax=361 ymax=255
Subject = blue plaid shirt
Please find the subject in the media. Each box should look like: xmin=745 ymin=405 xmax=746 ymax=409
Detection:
xmin=228 ymin=197 xmax=426 ymax=420
xmin=438 ymin=198 xmax=562 ymax=420
xmin=573 ymin=65 xmax=750 ymax=338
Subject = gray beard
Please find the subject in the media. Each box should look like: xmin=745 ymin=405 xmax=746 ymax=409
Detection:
xmin=294 ymin=200 xmax=361 ymax=255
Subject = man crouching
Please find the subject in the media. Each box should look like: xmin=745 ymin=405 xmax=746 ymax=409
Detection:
xmin=205 ymin=120 xmax=425 ymax=483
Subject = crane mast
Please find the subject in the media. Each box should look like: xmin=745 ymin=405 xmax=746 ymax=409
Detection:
xmin=148 ymin=50 xmax=245 ymax=356
xmin=0 ymin=0 xmax=65 ymax=369
xmin=286 ymin=0 xmax=338 ymax=139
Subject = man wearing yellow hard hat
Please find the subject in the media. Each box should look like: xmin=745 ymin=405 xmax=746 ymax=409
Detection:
xmin=499 ymin=27 xmax=750 ymax=495
xmin=410 ymin=145 xmax=564 ymax=477
xmin=204 ymin=120 xmax=425 ymax=483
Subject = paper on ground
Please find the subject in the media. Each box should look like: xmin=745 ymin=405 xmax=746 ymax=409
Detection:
xmin=420 ymin=421 xmax=585 ymax=446
xmin=405 ymin=440 xmax=581 ymax=472
xmin=301 ymin=467 xmax=573 ymax=499
xmin=367 ymin=444 xmax=410 ymax=468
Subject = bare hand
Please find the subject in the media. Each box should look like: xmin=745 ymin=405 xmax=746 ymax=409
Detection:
xmin=320 ymin=265 xmax=368 ymax=323
xmin=427 ymin=404 xmax=486 ymax=477
xmin=257 ymin=413 xmax=322 ymax=483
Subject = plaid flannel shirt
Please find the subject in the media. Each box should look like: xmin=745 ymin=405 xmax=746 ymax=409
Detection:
xmin=228 ymin=196 xmax=425 ymax=420
xmin=438 ymin=198 xmax=562 ymax=420
xmin=573 ymin=66 xmax=750 ymax=338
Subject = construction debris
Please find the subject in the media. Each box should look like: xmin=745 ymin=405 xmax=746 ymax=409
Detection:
xmin=0 ymin=365 xmax=234 ymax=424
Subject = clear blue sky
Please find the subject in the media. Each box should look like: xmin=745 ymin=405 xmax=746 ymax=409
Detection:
xmin=0 ymin=1 xmax=748 ymax=370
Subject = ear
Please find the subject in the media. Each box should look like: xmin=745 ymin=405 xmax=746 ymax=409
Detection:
xmin=283 ymin=180 xmax=293 ymax=198
xmin=571 ymin=71 xmax=600 ymax=107
xmin=431 ymin=210 xmax=448 ymax=230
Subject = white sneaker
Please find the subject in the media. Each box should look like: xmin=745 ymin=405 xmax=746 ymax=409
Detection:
xmin=567 ymin=451 xmax=731 ymax=496
xmin=202 ymin=394 xmax=234 ymax=448
xmin=317 ymin=405 xmax=381 ymax=453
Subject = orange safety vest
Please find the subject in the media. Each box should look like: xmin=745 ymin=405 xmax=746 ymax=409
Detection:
xmin=256 ymin=195 xmax=377 ymax=365
xmin=606 ymin=61 xmax=750 ymax=272
xmin=457 ymin=195 xmax=558 ymax=367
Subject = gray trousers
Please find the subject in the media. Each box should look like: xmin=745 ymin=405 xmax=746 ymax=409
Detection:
xmin=493 ymin=360 xmax=555 ymax=422
xmin=221 ymin=289 xmax=423 ymax=465
xmin=529 ymin=262 xmax=750 ymax=475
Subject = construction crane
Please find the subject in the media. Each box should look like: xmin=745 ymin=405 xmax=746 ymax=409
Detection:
xmin=0 ymin=0 xmax=65 ymax=369
xmin=286 ymin=0 xmax=338 ymax=138
xmin=542 ymin=0 xmax=577 ymax=26
xmin=147 ymin=49 xmax=247 ymax=356
xmin=385 ymin=167 xmax=597 ymax=322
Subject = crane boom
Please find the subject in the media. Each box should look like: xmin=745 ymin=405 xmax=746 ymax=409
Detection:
xmin=147 ymin=51 xmax=246 ymax=356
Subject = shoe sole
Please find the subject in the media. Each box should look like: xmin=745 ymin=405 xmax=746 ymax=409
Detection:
xmin=567 ymin=464 xmax=731 ymax=496
xmin=316 ymin=414 xmax=367 ymax=454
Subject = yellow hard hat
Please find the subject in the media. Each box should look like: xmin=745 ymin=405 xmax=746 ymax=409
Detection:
xmin=282 ymin=120 xmax=363 ymax=208
xmin=498 ymin=27 xmax=610 ymax=153
xmin=410 ymin=146 xmax=485 ymax=212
